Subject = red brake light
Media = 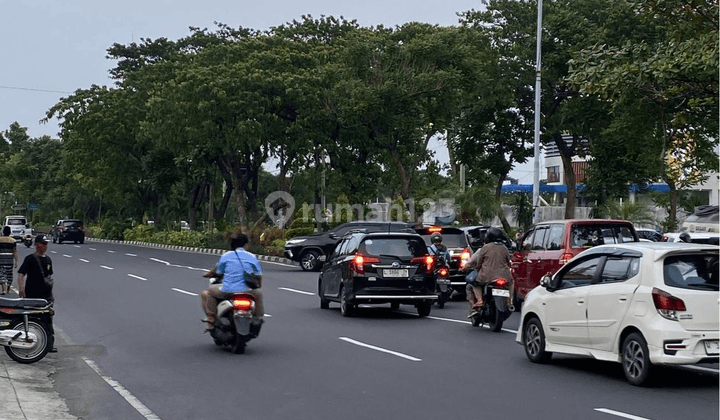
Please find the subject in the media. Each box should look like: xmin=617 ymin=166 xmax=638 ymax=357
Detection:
xmin=353 ymin=254 xmax=380 ymax=274
xmin=559 ymin=253 xmax=574 ymax=265
xmin=495 ymin=277 xmax=508 ymax=288
xmin=232 ymin=297 xmax=254 ymax=311
xmin=460 ymin=247 xmax=471 ymax=269
xmin=411 ymin=255 xmax=435 ymax=273
xmin=652 ymin=288 xmax=686 ymax=321
xmin=438 ymin=268 xmax=449 ymax=278
xmin=428 ymin=226 xmax=442 ymax=233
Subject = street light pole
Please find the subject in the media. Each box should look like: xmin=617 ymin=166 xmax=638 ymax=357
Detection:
xmin=532 ymin=0 xmax=544 ymax=223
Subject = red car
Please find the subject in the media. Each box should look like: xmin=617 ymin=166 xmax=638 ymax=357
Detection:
xmin=511 ymin=219 xmax=638 ymax=303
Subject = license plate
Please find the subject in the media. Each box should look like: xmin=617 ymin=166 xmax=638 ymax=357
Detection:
xmin=704 ymin=340 xmax=719 ymax=356
xmin=492 ymin=289 xmax=510 ymax=297
xmin=383 ymin=269 xmax=408 ymax=278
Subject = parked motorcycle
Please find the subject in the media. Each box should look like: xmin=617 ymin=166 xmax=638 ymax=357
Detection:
xmin=468 ymin=277 xmax=514 ymax=332
xmin=434 ymin=255 xmax=452 ymax=309
xmin=205 ymin=276 xmax=263 ymax=354
xmin=0 ymin=297 xmax=54 ymax=363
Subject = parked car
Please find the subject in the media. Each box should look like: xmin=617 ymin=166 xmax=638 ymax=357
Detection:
xmin=284 ymin=221 xmax=415 ymax=271
xmin=636 ymin=228 xmax=663 ymax=242
xmin=52 ymin=219 xmax=85 ymax=244
xmin=415 ymin=226 xmax=472 ymax=295
xmin=517 ymin=242 xmax=719 ymax=386
xmin=511 ymin=219 xmax=638 ymax=304
xmin=318 ymin=231 xmax=437 ymax=317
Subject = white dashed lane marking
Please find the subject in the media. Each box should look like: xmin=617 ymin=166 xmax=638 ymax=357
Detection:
xmin=128 ymin=274 xmax=147 ymax=281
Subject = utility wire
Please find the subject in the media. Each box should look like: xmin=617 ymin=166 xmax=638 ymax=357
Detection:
xmin=0 ymin=85 xmax=72 ymax=94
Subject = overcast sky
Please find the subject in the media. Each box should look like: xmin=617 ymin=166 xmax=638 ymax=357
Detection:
xmin=1 ymin=1 xmax=538 ymax=182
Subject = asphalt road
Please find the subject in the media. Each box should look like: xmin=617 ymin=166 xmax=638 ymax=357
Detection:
xmin=9 ymin=241 xmax=717 ymax=420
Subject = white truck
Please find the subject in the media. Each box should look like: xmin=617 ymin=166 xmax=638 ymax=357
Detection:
xmin=4 ymin=215 xmax=32 ymax=247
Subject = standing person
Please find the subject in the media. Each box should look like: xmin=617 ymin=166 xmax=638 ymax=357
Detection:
xmin=200 ymin=233 xmax=264 ymax=329
xmin=464 ymin=227 xmax=513 ymax=317
xmin=17 ymin=235 xmax=56 ymax=351
xmin=0 ymin=225 xmax=18 ymax=294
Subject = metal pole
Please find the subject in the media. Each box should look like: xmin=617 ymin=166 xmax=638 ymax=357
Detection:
xmin=532 ymin=0 xmax=543 ymax=223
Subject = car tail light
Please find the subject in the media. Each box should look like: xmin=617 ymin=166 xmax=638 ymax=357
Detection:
xmin=652 ymin=288 xmax=686 ymax=321
xmin=438 ymin=267 xmax=449 ymax=278
xmin=428 ymin=226 xmax=442 ymax=233
xmin=232 ymin=297 xmax=255 ymax=311
xmin=353 ymin=254 xmax=380 ymax=274
xmin=459 ymin=247 xmax=471 ymax=269
xmin=559 ymin=253 xmax=574 ymax=265
xmin=411 ymin=255 xmax=435 ymax=273
xmin=494 ymin=277 xmax=508 ymax=289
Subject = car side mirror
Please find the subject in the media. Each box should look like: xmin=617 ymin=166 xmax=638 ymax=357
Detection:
xmin=540 ymin=274 xmax=553 ymax=289
xmin=318 ymin=255 xmax=327 ymax=262
xmin=328 ymin=233 xmax=337 ymax=240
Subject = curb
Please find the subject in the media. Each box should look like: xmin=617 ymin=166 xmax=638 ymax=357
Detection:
xmin=85 ymin=238 xmax=299 ymax=266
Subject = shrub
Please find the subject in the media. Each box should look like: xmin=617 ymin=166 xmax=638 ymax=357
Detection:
xmin=124 ymin=224 xmax=157 ymax=242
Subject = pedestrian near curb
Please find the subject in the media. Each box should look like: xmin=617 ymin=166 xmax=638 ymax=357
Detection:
xmin=17 ymin=235 xmax=56 ymax=352
xmin=0 ymin=225 xmax=18 ymax=294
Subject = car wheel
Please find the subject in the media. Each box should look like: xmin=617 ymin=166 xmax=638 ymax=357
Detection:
xmin=300 ymin=251 xmax=320 ymax=271
xmin=417 ymin=301 xmax=432 ymax=317
xmin=523 ymin=317 xmax=552 ymax=363
xmin=622 ymin=332 xmax=653 ymax=386
xmin=340 ymin=286 xmax=355 ymax=317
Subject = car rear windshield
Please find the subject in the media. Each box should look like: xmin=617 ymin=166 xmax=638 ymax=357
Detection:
xmin=419 ymin=234 xmax=467 ymax=248
xmin=6 ymin=219 xmax=25 ymax=225
xmin=571 ymin=224 xmax=636 ymax=248
xmin=62 ymin=221 xmax=83 ymax=227
xmin=360 ymin=237 xmax=427 ymax=258
xmin=663 ymin=254 xmax=719 ymax=291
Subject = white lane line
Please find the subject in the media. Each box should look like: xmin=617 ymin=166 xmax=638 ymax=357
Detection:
xmin=89 ymin=248 xmax=97 ymax=251
xmin=340 ymin=337 xmax=421 ymax=362
xmin=79 ymin=259 xmax=89 ymax=263
xmin=63 ymin=254 xmax=72 ymax=258
xmin=82 ymin=357 xmax=161 ymax=420
xmin=125 ymin=253 xmax=137 ymax=257
xmin=108 ymin=250 xmax=116 ymax=253
xmin=279 ymin=287 xmax=314 ymax=296
xmin=594 ymin=408 xmax=650 ymax=420
xmin=49 ymin=251 xmax=57 ymax=254
xmin=400 ymin=310 xmax=519 ymax=333
xmin=100 ymin=265 xmax=114 ymax=270
xmin=150 ymin=258 xmax=206 ymax=272
xmin=261 ymin=260 xmax=297 ymax=268
xmin=128 ymin=274 xmax=147 ymax=281
xmin=172 ymin=288 xmax=198 ymax=296
xmin=681 ymin=365 xmax=719 ymax=374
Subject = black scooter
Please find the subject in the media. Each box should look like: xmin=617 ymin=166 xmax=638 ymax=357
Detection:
xmin=0 ymin=297 xmax=54 ymax=363
xmin=469 ymin=277 xmax=514 ymax=332
xmin=433 ymin=255 xmax=452 ymax=309
xmin=205 ymin=275 xmax=263 ymax=354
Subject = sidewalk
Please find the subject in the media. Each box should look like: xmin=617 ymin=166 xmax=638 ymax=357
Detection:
xmin=0 ymin=288 xmax=76 ymax=420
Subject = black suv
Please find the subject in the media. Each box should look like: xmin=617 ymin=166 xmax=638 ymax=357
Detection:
xmin=52 ymin=219 xmax=85 ymax=244
xmin=318 ymin=231 xmax=437 ymax=317
xmin=284 ymin=221 xmax=415 ymax=271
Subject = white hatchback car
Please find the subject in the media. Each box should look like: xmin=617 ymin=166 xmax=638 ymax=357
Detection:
xmin=517 ymin=242 xmax=719 ymax=386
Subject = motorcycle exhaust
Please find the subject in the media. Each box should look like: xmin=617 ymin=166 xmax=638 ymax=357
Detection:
xmin=0 ymin=329 xmax=40 ymax=349
xmin=508 ymin=304 xmax=515 ymax=312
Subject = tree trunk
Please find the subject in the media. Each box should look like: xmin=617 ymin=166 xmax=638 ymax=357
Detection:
xmin=561 ymin=152 xmax=577 ymax=219
xmin=494 ymin=173 xmax=512 ymax=232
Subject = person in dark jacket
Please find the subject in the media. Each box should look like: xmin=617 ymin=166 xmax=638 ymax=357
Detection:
xmin=17 ymin=235 xmax=56 ymax=351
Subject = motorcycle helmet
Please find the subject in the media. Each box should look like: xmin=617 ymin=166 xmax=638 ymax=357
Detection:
xmin=430 ymin=233 xmax=443 ymax=244
xmin=679 ymin=232 xmax=691 ymax=243
xmin=485 ymin=227 xmax=503 ymax=244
